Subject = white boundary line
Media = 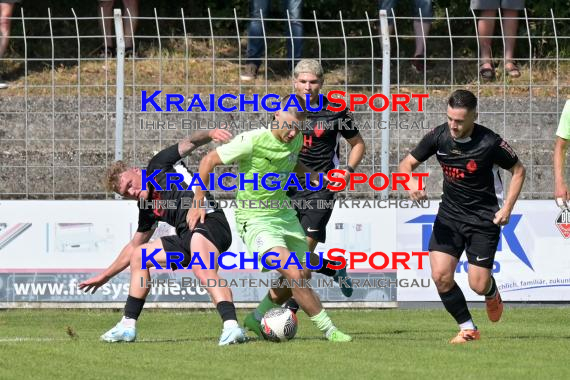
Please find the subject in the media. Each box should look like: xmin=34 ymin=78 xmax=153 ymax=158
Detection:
xmin=0 ymin=302 xmax=398 ymax=309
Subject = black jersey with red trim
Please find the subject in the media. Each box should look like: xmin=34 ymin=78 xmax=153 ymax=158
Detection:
xmin=292 ymin=98 xmax=360 ymax=199
xmin=410 ymin=123 xmax=518 ymax=226
xmin=299 ymin=98 xmax=360 ymax=172
xmin=136 ymin=144 xmax=217 ymax=234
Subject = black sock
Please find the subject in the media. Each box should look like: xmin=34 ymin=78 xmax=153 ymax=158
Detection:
xmin=316 ymin=257 xmax=337 ymax=277
xmin=124 ymin=295 xmax=146 ymax=320
xmin=484 ymin=276 xmax=497 ymax=298
xmin=216 ymin=301 xmax=237 ymax=322
xmin=438 ymin=282 xmax=472 ymax=324
xmin=284 ymin=298 xmax=300 ymax=314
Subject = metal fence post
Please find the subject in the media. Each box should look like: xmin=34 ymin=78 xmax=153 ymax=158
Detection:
xmin=114 ymin=8 xmax=125 ymax=164
xmin=379 ymin=10 xmax=391 ymax=200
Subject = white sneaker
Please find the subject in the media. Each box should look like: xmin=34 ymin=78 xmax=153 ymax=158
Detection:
xmin=218 ymin=326 xmax=247 ymax=346
xmin=100 ymin=322 xmax=136 ymax=343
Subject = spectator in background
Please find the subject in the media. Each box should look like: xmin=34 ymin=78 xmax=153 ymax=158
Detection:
xmin=0 ymin=0 xmax=19 ymax=88
xmin=379 ymin=0 xmax=433 ymax=73
xmin=96 ymin=0 xmax=140 ymax=57
xmin=241 ymin=0 xmax=303 ymax=81
xmin=471 ymin=0 xmax=524 ymax=81
xmin=554 ymin=100 xmax=570 ymax=209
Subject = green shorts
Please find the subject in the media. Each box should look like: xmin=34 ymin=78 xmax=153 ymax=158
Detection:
xmin=236 ymin=210 xmax=309 ymax=271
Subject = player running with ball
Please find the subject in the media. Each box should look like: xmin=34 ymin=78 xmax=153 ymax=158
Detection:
xmin=79 ymin=129 xmax=249 ymax=346
xmin=399 ymin=89 xmax=526 ymax=344
xmin=187 ymin=94 xmax=352 ymax=342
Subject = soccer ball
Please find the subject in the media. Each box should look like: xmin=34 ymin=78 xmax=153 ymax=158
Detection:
xmin=261 ymin=307 xmax=298 ymax=342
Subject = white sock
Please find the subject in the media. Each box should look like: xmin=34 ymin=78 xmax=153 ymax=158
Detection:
xmin=459 ymin=319 xmax=476 ymax=331
xmin=121 ymin=316 xmax=136 ymax=328
xmin=223 ymin=320 xmax=239 ymax=329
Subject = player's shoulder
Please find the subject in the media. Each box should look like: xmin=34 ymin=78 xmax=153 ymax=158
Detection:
xmin=232 ymin=128 xmax=267 ymax=143
xmin=424 ymin=122 xmax=448 ymax=139
xmin=474 ymin=123 xmax=504 ymax=145
xmin=309 ymin=96 xmax=349 ymax=119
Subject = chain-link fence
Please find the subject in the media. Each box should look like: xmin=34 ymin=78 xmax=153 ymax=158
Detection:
xmin=0 ymin=8 xmax=568 ymax=200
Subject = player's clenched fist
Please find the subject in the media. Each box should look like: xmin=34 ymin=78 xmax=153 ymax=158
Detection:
xmin=209 ymin=128 xmax=232 ymax=143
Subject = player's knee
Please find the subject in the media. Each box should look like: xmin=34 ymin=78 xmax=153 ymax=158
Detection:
xmin=283 ymin=268 xmax=303 ymax=282
xmin=431 ymin=272 xmax=453 ymax=291
xmin=469 ymin=280 xmax=488 ymax=295
xmin=192 ymin=268 xmax=214 ymax=286
xmin=130 ymin=246 xmax=144 ymax=267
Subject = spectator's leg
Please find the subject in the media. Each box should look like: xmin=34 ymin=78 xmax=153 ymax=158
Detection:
xmin=122 ymin=0 xmax=140 ymax=51
xmin=0 ymin=2 xmax=15 ymax=59
xmin=502 ymin=8 xmax=521 ymax=77
xmin=412 ymin=0 xmax=432 ymax=58
xmin=477 ymin=9 xmax=496 ymax=78
xmin=283 ymin=0 xmax=303 ymax=73
xmin=0 ymin=2 xmax=15 ymax=88
xmin=98 ymin=0 xmax=115 ymax=51
xmin=246 ymin=0 xmax=270 ymax=68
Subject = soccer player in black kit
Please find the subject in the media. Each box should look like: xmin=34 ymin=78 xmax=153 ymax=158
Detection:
xmin=399 ymin=90 xmax=526 ymax=344
xmin=285 ymin=59 xmax=366 ymax=313
xmin=79 ymin=129 xmax=248 ymax=346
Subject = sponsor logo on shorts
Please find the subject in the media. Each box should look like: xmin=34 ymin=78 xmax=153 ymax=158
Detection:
xmin=406 ymin=214 xmax=533 ymax=271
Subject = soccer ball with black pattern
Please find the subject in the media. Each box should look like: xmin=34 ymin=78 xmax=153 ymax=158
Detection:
xmin=261 ymin=307 xmax=298 ymax=342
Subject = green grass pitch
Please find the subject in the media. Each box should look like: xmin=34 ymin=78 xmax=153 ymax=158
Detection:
xmin=1 ymin=307 xmax=569 ymax=379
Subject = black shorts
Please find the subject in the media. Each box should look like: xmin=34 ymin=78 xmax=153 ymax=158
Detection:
xmin=160 ymin=210 xmax=232 ymax=270
xmin=294 ymin=199 xmax=335 ymax=243
xmin=428 ymin=213 xmax=500 ymax=269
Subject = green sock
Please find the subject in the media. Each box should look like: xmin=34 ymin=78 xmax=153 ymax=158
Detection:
xmin=310 ymin=309 xmax=335 ymax=336
xmin=253 ymin=294 xmax=280 ymax=321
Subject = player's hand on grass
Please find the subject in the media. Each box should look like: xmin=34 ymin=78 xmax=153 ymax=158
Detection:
xmin=186 ymin=197 xmax=206 ymax=230
xmin=209 ymin=128 xmax=232 ymax=143
xmin=555 ymin=182 xmax=569 ymax=209
xmin=79 ymin=273 xmax=110 ymax=294
xmin=493 ymin=208 xmax=511 ymax=226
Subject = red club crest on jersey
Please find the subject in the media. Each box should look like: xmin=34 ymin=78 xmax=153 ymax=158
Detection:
xmin=152 ymin=191 xmax=165 ymax=217
xmin=314 ymin=124 xmax=325 ymax=137
xmin=466 ymin=159 xmax=477 ymax=173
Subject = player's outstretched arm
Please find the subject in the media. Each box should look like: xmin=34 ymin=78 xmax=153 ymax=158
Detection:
xmin=186 ymin=149 xmax=224 ymax=230
xmin=178 ymin=129 xmax=232 ymax=158
xmin=78 ymin=230 xmax=154 ymax=294
xmin=494 ymin=160 xmax=526 ymax=226
xmin=554 ymin=137 xmax=569 ymax=208
xmin=398 ymin=154 xmax=427 ymax=201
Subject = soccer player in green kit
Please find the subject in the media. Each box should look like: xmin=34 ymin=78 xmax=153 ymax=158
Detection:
xmin=187 ymin=94 xmax=352 ymax=342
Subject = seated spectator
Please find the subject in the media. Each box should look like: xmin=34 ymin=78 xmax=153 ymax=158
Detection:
xmin=0 ymin=0 xmax=19 ymax=88
xmin=96 ymin=0 xmax=140 ymax=57
xmin=379 ymin=0 xmax=433 ymax=73
xmin=241 ymin=0 xmax=303 ymax=81
xmin=471 ymin=0 xmax=524 ymax=80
